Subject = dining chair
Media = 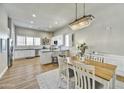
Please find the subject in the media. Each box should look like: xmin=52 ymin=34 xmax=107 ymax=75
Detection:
xmin=85 ymin=55 xmax=104 ymax=63
xmin=73 ymin=62 xmax=104 ymax=89
xmin=58 ymin=56 xmax=75 ymax=89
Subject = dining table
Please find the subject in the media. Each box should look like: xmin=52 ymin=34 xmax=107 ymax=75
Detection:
xmin=67 ymin=57 xmax=117 ymax=89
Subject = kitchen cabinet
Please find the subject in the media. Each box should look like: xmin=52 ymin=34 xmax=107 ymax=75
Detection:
xmin=65 ymin=33 xmax=74 ymax=47
xmin=51 ymin=35 xmax=64 ymax=46
xmin=14 ymin=50 xmax=35 ymax=59
xmin=40 ymin=50 xmax=52 ymax=64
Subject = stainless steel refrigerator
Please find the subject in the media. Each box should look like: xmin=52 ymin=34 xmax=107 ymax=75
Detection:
xmin=7 ymin=38 xmax=13 ymax=68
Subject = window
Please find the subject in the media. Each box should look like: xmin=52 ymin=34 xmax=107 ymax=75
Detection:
xmin=26 ymin=37 xmax=33 ymax=46
xmin=34 ymin=37 xmax=41 ymax=45
xmin=17 ymin=36 xmax=26 ymax=46
xmin=16 ymin=35 xmax=41 ymax=46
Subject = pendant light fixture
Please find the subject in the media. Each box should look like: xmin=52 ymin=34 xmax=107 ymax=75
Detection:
xmin=69 ymin=3 xmax=95 ymax=30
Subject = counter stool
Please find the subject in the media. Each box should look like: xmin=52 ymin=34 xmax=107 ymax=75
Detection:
xmin=52 ymin=56 xmax=58 ymax=64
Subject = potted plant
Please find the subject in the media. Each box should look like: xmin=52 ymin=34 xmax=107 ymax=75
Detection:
xmin=77 ymin=43 xmax=88 ymax=60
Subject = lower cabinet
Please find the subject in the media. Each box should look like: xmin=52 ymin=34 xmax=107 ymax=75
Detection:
xmin=40 ymin=51 xmax=52 ymax=64
xmin=14 ymin=50 xmax=35 ymax=59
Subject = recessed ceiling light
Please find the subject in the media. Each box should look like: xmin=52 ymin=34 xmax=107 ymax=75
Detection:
xmin=49 ymin=25 xmax=52 ymax=28
xmin=55 ymin=21 xmax=58 ymax=25
xmin=32 ymin=14 xmax=36 ymax=18
xmin=30 ymin=21 xmax=34 ymax=24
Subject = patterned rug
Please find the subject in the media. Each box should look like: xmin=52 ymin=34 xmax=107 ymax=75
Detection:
xmin=36 ymin=69 xmax=124 ymax=89
xmin=36 ymin=69 xmax=60 ymax=89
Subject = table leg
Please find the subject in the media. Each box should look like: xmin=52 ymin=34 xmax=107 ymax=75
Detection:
xmin=103 ymin=81 xmax=110 ymax=89
xmin=112 ymin=73 xmax=116 ymax=89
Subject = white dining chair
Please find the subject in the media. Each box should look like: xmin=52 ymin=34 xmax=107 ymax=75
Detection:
xmin=73 ymin=62 xmax=104 ymax=89
xmin=85 ymin=55 xmax=104 ymax=63
xmin=58 ymin=56 xmax=75 ymax=89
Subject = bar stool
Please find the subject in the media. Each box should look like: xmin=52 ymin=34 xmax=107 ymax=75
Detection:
xmin=52 ymin=56 xmax=58 ymax=63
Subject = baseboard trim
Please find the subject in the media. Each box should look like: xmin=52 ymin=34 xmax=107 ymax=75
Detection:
xmin=0 ymin=66 xmax=8 ymax=79
xmin=14 ymin=56 xmax=39 ymax=61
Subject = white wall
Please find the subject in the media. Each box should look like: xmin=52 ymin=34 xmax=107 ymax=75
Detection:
xmin=54 ymin=3 xmax=124 ymax=75
xmin=15 ymin=26 xmax=53 ymax=48
xmin=0 ymin=4 xmax=9 ymax=36
xmin=0 ymin=4 xmax=9 ymax=78
xmin=16 ymin=26 xmax=53 ymax=38
xmin=54 ymin=3 xmax=124 ymax=56
xmin=11 ymin=20 xmax=16 ymax=48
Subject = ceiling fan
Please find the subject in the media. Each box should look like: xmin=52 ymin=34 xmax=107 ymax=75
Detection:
xmin=69 ymin=3 xmax=95 ymax=30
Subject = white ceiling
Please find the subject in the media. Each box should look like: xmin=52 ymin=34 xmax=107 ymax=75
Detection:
xmin=3 ymin=3 xmax=87 ymax=32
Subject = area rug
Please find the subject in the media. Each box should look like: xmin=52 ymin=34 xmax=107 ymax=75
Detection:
xmin=36 ymin=69 xmax=124 ymax=89
xmin=36 ymin=69 xmax=66 ymax=89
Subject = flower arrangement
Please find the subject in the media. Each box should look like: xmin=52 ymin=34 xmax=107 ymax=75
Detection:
xmin=77 ymin=43 xmax=88 ymax=57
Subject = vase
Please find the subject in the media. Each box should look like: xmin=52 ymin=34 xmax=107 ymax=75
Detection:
xmin=80 ymin=57 xmax=85 ymax=61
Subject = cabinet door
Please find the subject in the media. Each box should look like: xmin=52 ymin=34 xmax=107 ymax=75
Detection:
xmin=58 ymin=35 xmax=64 ymax=46
xmin=14 ymin=50 xmax=35 ymax=59
xmin=51 ymin=35 xmax=64 ymax=46
xmin=65 ymin=33 xmax=74 ymax=47
xmin=40 ymin=52 xmax=52 ymax=64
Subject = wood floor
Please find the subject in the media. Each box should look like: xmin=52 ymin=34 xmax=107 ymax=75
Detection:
xmin=0 ymin=57 xmax=124 ymax=89
xmin=0 ymin=57 xmax=58 ymax=89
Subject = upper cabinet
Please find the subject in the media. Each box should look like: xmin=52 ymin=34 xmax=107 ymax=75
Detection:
xmin=51 ymin=33 xmax=74 ymax=48
xmin=51 ymin=35 xmax=64 ymax=46
xmin=65 ymin=33 xmax=74 ymax=47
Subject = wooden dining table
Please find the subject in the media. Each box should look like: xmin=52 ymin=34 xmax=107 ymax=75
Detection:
xmin=67 ymin=58 xmax=117 ymax=89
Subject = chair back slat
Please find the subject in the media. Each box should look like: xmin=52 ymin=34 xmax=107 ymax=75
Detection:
xmin=73 ymin=62 xmax=95 ymax=89
xmin=85 ymin=55 xmax=104 ymax=63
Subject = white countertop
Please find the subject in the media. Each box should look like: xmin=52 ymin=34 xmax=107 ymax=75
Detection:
xmin=40 ymin=49 xmax=60 ymax=52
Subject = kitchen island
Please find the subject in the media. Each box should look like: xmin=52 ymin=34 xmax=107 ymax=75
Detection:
xmin=40 ymin=49 xmax=60 ymax=64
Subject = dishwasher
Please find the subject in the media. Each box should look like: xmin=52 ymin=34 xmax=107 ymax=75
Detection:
xmin=35 ymin=49 xmax=40 ymax=57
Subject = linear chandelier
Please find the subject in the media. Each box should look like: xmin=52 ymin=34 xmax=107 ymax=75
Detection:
xmin=69 ymin=3 xmax=95 ymax=30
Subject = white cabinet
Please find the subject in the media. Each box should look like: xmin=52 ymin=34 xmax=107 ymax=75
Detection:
xmin=51 ymin=35 xmax=64 ymax=46
xmin=65 ymin=33 xmax=74 ymax=47
xmin=40 ymin=51 xmax=52 ymax=64
xmin=14 ymin=50 xmax=35 ymax=59
xmin=51 ymin=34 xmax=74 ymax=47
